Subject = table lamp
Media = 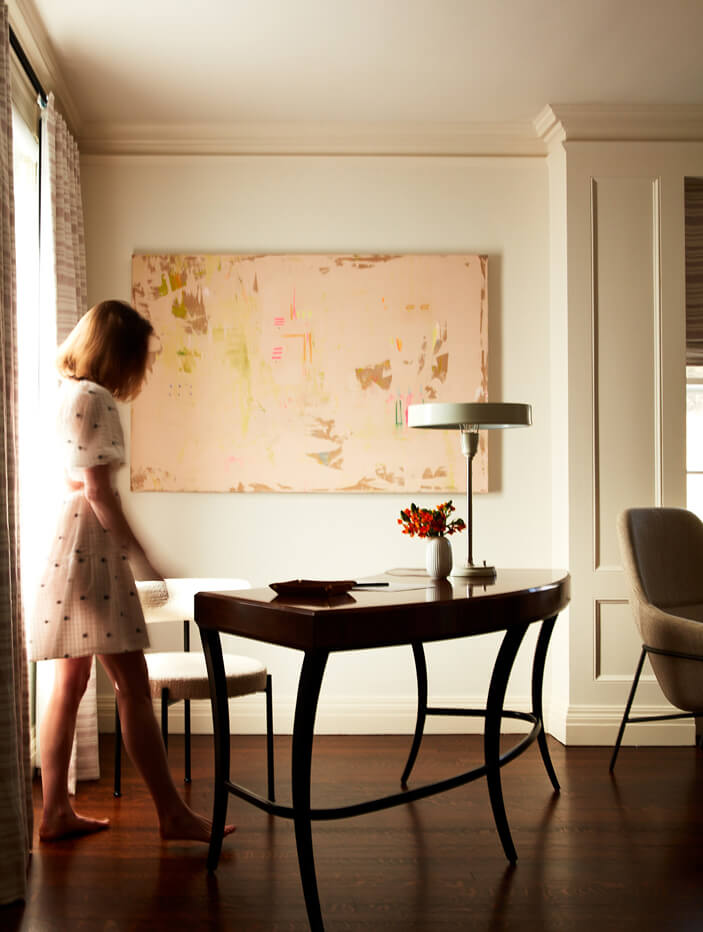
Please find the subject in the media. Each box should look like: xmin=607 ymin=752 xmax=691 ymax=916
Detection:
xmin=407 ymin=402 xmax=532 ymax=580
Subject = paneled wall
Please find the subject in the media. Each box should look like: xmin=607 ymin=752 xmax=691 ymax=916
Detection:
xmin=555 ymin=141 xmax=703 ymax=743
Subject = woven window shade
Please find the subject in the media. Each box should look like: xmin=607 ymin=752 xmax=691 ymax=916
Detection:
xmin=686 ymin=177 xmax=703 ymax=366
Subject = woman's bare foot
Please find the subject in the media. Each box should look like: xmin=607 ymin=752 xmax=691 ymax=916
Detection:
xmin=159 ymin=806 xmax=236 ymax=843
xmin=39 ymin=811 xmax=110 ymax=842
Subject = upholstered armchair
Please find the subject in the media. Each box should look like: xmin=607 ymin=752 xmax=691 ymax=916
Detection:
xmin=613 ymin=507 xmax=703 ymax=769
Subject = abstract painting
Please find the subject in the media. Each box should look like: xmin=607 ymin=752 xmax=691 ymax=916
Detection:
xmin=130 ymin=253 xmax=488 ymax=493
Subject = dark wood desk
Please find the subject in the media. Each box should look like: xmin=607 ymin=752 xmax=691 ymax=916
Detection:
xmin=195 ymin=568 xmax=570 ymax=931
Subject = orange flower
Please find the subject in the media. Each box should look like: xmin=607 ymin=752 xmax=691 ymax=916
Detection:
xmin=398 ymin=501 xmax=466 ymax=539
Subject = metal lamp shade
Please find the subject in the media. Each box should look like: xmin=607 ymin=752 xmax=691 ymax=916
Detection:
xmin=406 ymin=401 xmax=532 ymax=579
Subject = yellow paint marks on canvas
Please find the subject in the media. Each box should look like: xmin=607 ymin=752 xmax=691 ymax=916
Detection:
xmin=176 ymin=347 xmax=201 ymax=374
xmin=226 ymin=336 xmax=251 ymax=378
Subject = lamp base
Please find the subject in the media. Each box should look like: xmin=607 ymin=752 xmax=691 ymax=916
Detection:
xmin=450 ymin=562 xmax=497 ymax=581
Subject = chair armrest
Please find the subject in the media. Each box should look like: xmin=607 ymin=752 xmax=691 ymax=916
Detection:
xmin=636 ymin=600 xmax=703 ymax=659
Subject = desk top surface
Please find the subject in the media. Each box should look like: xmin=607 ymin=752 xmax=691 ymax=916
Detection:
xmin=194 ymin=568 xmax=570 ymax=652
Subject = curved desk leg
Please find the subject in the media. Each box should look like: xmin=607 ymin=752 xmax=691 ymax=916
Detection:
xmin=532 ymin=615 xmax=560 ymax=792
xmin=485 ymin=622 xmax=529 ymax=864
xmin=401 ymin=642 xmax=428 ymax=788
xmin=292 ymin=649 xmax=329 ymax=932
xmin=200 ymin=627 xmax=231 ymax=873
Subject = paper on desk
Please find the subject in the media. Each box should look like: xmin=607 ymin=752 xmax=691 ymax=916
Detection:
xmin=352 ymin=582 xmax=434 ymax=592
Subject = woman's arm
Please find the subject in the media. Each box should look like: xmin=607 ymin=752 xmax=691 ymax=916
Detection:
xmin=82 ymin=464 xmax=163 ymax=581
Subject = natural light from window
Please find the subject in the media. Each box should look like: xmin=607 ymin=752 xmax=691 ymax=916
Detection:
xmin=686 ymin=366 xmax=703 ymax=521
xmin=12 ymin=105 xmax=42 ymax=609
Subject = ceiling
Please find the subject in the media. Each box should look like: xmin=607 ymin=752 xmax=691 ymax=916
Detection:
xmin=11 ymin=0 xmax=703 ymax=151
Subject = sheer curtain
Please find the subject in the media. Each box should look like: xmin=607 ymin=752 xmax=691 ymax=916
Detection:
xmin=35 ymin=92 xmax=98 ymax=794
xmin=0 ymin=2 xmax=32 ymax=905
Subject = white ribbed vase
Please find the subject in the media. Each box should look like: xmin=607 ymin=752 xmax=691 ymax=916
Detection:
xmin=425 ymin=536 xmax=452 ymax=579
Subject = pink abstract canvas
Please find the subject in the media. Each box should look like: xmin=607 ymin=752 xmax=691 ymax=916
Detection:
xmin=130 ymin=254 xmax=488 ymax=493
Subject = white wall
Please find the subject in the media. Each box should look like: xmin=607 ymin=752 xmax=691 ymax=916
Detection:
xmin=80 ymin=153 xmax=553 ymax=734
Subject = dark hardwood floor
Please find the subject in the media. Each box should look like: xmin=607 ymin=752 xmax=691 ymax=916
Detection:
xmin=5 ymin=733 xmax=703 ymax=931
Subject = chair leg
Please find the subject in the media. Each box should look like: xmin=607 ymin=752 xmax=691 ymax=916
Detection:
xmin=114 ymin=700 xmax=122 ymax=798
xmin=161 ymin=687 xmax=169 ymax=753
xmin=609 ymin=646 xmax=647 ymax=772
xmin=184 ymin=698 xmax=191 ymax=783
xmin=265 ymin=674 xmax=275 ymax=801
xmin=183 ymin=618 xmax=192 ymax=783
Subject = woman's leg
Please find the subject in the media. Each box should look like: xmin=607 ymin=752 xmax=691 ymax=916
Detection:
xmin=39 ymin=656 xmax=110 ymax=841
xmin=98 ymin=650 xmax=235 ymax=842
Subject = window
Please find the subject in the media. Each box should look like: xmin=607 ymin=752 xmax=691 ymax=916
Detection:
xmin=12 ymin=105 xmax=42 ymax=606
xmin=685 ymin=177 xmax=703 ymax=519
xmin=686 ymin=367 xmax=703 ymax=519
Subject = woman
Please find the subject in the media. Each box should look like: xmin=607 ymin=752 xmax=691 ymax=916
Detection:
xmin=29 ymin=299 xmax=233 ymax=844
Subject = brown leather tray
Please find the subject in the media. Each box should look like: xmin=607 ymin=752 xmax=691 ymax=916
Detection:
xmin=269 ymin=579 xmax=356 ymax=596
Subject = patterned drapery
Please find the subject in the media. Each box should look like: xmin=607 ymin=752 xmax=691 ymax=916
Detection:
xmin=37 ymin=93 xmax=97 ymax=794
xmin=0 ymin=1 xmax=33 ymax=906
xmin=41 ymin=92 xmax=87 ymax=343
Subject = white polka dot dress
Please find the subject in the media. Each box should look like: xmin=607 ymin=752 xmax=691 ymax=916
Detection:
xmin=28 ymin=379 xmax=149 ymax=661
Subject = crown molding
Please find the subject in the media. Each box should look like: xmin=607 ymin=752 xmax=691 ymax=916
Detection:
xmin=538 ymin=103 xmax=703 ymax=146
xmin=77 ymin=106 xmax=703 ymax=159
xmin=533 ymin=106 xmax=566 ymax=149
xmin=77 ymin=119 xmax=548 ymax=158
xmin=7 ymin=0 xmax=82 ymax=134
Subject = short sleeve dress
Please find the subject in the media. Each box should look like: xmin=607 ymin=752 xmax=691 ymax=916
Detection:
xmin=28 ymin=379 xmax=150 ymax=661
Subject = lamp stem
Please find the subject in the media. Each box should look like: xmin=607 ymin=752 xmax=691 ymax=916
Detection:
xmin=466 ymin=437 xmax=473 ymax=567
xmin=460 ymin=429 xmax=479 ymax=569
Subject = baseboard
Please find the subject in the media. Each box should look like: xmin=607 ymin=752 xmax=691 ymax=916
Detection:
xmin=97 ymin=693 xmax=535 ymax=736
xmin=549 ymin=701 xmax=696 ymax=746
xmin=97 ymin=694 xmax=697 ymax=746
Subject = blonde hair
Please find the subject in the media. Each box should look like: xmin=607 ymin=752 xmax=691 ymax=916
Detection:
xmin=56 ymin=300 xmax=154 ymax=401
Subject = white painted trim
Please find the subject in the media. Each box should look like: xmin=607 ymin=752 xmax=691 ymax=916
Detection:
xmin=652 ymin=177 xmax=664 ymax=507
xmin=590 ymin=175 xmax=601 ymax=571
xmin=100 ymin=695 xmax=694 ymax=750
xmin=97 ymin=693 xmax=537 ymax=736
xmin=541 ymin=103 xmax=703 ymax=143
xmin=560 ymin=702 xmax=695 ymax=746
xmin=77 ymin=120 xmax=548 ymax=158
xmin=98 ymin=693 xmax=694 ymax=747
xmin=533 ymin=106 xmax=565 ymax=149
xmin=76 ymin=107 xmax=703 ymax=158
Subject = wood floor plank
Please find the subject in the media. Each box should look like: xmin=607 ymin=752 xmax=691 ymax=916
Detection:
xmin=5 ymin=734 xmax=703 ymax=931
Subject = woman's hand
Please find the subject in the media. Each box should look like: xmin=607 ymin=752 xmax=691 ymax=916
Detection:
xmin=82 ymin=464 xmax=164 ymax=580
xmin=64 ymin=471 xmax=83 ymax=492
